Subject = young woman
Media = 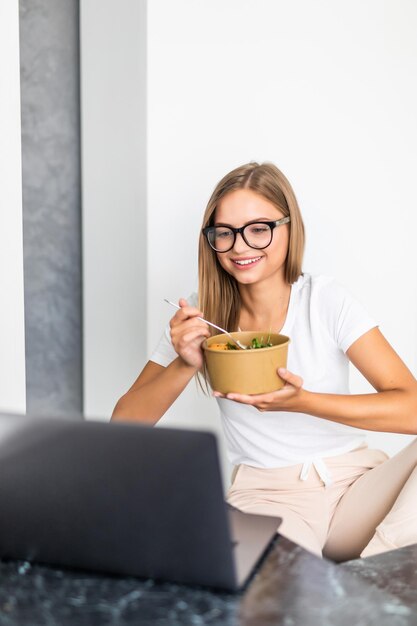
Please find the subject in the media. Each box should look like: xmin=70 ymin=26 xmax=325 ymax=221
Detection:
xmin=112 ymin=162 xmax=417 ymax=560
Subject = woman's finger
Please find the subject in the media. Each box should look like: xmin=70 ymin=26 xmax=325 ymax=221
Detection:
xmin=219 ymin=392 xmax=261 ymax=405
xmin=278 ymin=368 xmax=303 ymax=389
xmin=180 ymin=327 xmax=210 ymax=345
xmin=171 ymin=318 xmax=210 ymax=338
xmin=171 ymin=307 xmax=205 ymax=327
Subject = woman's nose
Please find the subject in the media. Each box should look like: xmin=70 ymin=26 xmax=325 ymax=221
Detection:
xmin=232 ymin=232 xmax=250 ymax=254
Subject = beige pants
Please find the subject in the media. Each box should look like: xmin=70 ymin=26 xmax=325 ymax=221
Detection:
xmin=227 ymin=438 xmax=417 ymax=560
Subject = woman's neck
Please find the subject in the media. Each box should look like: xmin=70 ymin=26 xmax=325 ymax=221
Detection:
xmin=238 ymin=277 xmax=292 ymax=332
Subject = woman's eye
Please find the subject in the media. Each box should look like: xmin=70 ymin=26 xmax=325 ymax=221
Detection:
xmin=217 ymin=230 xmax=233 ymax=239
xmin=249 ymin=225 xmax=269 ymax=235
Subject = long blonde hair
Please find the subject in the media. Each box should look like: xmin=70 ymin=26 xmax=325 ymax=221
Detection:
xmin=198 ymin=161 xmax=305 ymax=333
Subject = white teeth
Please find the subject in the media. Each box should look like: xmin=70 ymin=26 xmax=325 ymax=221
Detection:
xmin=234 ymin=257 xmax=262 ymax=266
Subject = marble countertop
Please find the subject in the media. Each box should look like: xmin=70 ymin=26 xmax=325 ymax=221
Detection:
xmin=1 ymin=539 xmax=416 ymax=626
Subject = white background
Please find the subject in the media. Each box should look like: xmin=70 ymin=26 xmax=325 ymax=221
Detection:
xmin=81 ymin=0 xmax=417 ymax=487
xmin=0 ymin=0 xmax=26 ymax=414
xmin=80 ymin=0 xmax=147 ymax=419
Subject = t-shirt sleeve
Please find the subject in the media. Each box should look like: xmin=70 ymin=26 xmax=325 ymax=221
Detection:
xmin=319 ymin=278 xmax=379 ymax=353
xmin=149 ymin=324 xmax=178 ymax=367
xmin=149 ymin=292 xmax=199 ymax=367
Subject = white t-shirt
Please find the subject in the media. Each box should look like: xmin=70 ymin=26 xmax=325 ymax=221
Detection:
xmin=150 ymin=273 xmax=378 ymax=470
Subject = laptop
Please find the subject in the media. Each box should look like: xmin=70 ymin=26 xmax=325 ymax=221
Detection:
xmin=0 ymin=413 xmax=281 ymax=592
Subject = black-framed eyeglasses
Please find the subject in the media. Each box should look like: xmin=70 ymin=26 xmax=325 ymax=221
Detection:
xmin=202 ymin=217 xmax=291 ymax=253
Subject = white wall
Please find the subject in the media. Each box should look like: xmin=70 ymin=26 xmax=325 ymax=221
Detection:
xmin=0 ymin=0 xmax=26 ymax=414
xmin=80 ymin=0 xmax=147 ymax=419
xmin=82 ymin=0 xmax=417 ymax=486
xmin=147 ymin=0 xmax=417 ymax=464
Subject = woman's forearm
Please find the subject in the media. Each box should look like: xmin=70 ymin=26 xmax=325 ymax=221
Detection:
xmin=111 ymin=358 xmax=198 ymax=424
xmin=299 ymin=387 xmax=417 ymax=434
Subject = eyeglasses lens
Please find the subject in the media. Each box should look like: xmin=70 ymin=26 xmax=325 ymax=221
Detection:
xmin=243 ymin=223 xmax=272 ymax=248
xmin=208 ymin=227 xmax=234 ymax=251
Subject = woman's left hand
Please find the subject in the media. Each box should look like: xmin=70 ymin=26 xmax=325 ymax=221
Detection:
xmin=213 ymin=367 xmax=306 ymax=412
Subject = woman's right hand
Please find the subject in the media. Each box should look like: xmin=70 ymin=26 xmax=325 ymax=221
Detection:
xmin=169 ymin=298 xmax=210 ymax=370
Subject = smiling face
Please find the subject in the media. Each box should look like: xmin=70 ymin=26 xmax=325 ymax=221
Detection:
xmin=214 ymin=188 xmax=290 ymax=288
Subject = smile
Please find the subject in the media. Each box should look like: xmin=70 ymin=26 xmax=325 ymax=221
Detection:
xmin=231 ymin=256 xmax=263 ymax=267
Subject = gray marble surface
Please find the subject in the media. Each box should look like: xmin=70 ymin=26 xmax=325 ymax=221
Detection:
xmin=342 ymin=543 xmax=417 ymax=612
xmin=1 ymin=539 xmax=416 ymax=626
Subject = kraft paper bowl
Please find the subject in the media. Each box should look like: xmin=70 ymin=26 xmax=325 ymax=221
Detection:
xmin=203 ymin=331 xmax=290 ymax=395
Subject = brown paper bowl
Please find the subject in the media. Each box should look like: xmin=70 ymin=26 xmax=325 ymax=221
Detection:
xmin=203 ymin=331 xmax=290 ymax=394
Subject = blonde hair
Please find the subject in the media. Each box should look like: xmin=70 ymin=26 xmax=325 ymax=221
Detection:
xmin=198 ymin=161 xmax=305 ymax=333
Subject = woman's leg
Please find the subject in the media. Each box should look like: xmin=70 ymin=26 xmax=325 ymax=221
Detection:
xmin=229 ymin=498 xmax=323 ymax=556
xmin=227 ymin=464 xmax=329 ymax=557
xmin=323 ymin=438 xmax=417 ymax=561
xmin=361 ymin=464 xmax=417 ymax=557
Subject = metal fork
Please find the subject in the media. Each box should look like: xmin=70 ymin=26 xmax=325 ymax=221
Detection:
xmin=164 ymin=299 xmax=247 ymax=350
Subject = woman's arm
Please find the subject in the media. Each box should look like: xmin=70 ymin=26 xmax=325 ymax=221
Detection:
xmin=216 ymin=328 xmax=417 ymax=434
xmin=300 ymin=328 xmax=417 ymax=433
xmin=111 ymin=298 xmax=210 ymax=424
xmin=111 ymin=358 xmax=197 ymax=424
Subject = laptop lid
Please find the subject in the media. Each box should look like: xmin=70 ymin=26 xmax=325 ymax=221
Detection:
xmin=0 ymin=414 xmax=280 ymax=591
